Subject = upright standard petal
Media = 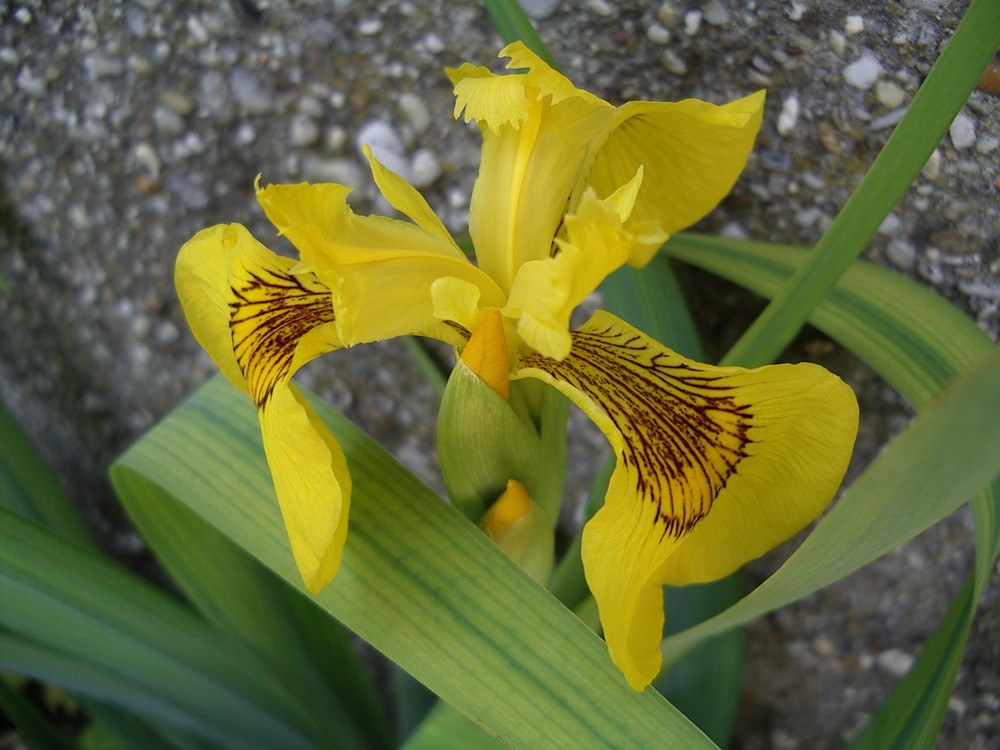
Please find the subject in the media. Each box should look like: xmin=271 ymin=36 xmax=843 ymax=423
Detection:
xmin=256 ymin=180 xmax=503 ymax=346
xmin=449 ymin=42 xmax=614 ymax=292
xmin=587 ymin=91 xmax=765 ymax=266
xmin=515 ymin=310 xmax=857 ymax=689
xmin=175 ymin=223 xmax=350 ymax=593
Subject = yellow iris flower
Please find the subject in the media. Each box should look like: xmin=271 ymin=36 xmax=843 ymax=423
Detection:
xmin=175 ymin=42 xmax=858 ymax=690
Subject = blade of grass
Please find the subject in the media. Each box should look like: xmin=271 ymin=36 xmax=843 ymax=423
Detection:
xmin=722 ymin=0 xmax=1000 ymax=368
xmin=401 ymin=702 xmax=508 ymax=750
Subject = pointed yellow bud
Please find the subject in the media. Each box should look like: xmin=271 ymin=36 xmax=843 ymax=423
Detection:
xmin=460 ymin=307 xmax=509 ymax=400
xmin=480 ymin=479 xmax=554 ymax=584
xmin=481 ymin=479 xmax=532 ymax=537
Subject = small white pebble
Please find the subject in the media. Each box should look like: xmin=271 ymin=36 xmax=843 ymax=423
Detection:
xmin=661 ymin=50 xmax=687 ymax=75
xmin=410 ymin=148 xmax=441 ymax=188
xmin=843 ymin=53 xmax=883 ymax=89
xmin=878 ymin=212 xmax=902 ymax=236
xmin=290 ymin=115 xmax=319 ymax=147
xmin=877 ymin=648 xmax=914 ymax=677
xmin=398 ymin=92 xmax=431 ymax=134
xmin=703 ymin=0 xmax=729 ymax=26
xmin=844 ymin=14 xmax=864 ymax=35
xmin=586 ymin=0 xmax=614 ymax=16
xmin=948 ymin=696 xmax=968 ymax=716
xmin=828 ymin=30 xmax=846 ymax=56
xmin=795 ymin=206 xmax=824 ymax=227
xmin=777 ymin=94 xmax=800 ymax=136
xmin=422 ymin=32 xmax=445 ymax=54
xmin=875 ymin=80 xmax=905 ymax=108
xmin=975 ymin=134 xmax=999 ymax=154
xmin=720 ymin=221 xmax=749 ymax=240
xmin=787 ymin=1 xmax=806 ymax=21
xmin=683 ymin=10 xmax=702 ymax=35
xmin=886 ymin=237 xmax=916 ymax=268
xmin=921 ymin=148 xmax=941 ymax=180
xmin=647 ymin=23 xmax=670 ymax=45
xmin=657 ymin=1 xmax=677 ymax=25
xmin=358 ymin=18 xmax=383 ymax=35
xmin=234 ymin=122 xmax=255 ymax=145
xmin=949 ymin=112 xmax=977 ymax=150
xmin=520 ymin=0 xmax=561 ymax=19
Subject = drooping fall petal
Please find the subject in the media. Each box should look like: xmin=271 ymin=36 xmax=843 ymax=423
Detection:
xmin=175 ymin=223 xmax=350 ymax=592
xmin=588 ymin=90 xmax=766 ymax=266
xmin=515 ymin=310 xmax=858 ymax=689
xmin=255 ymin=179 xmax=503 ymax=347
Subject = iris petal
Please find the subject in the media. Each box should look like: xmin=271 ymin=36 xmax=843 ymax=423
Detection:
xmin=589 ymin=91 xmax=766 ymax=266
xmin=515 ymin=310 xmax=857 ymax=689
xmin=504 ymin=184 xmax=642 ymax=360
xmin=175 ymin=223 xmax=350 ymax=592
xmin=449 ymin=42 xmax=615 ymax=292
xmin=256 ymin=180 xmax=503 ymax=346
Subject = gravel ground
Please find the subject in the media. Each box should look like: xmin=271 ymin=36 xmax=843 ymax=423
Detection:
xmin=1 ymin=1 xmax=997 ymax=748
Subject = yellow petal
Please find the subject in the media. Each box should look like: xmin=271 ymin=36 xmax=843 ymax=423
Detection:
xmin=175 ymin=224 xmax=261 ymax=390
xmin=256 ymin=181 xmax=503 ymax=345
xmin=460 ymin=307 xmax=509 ymax=400
xmin=261 ymin=384 xmax=351 ymax=593
xmin=514 ymin=310 xmax=857 ymax=689
xmin=588 ymin=90 xmax=765 ymax=266
xmin=362 ymin=145 xmax=455 ymax=246
xmin=503 ymin=185 xmax=638 ymax=360
xmin=452 ymin=43 xmax=615 ymax=292
xmin=175 ymin=222 xmax=350 ymax=592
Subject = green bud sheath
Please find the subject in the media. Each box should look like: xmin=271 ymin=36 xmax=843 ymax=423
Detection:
xmin=437 ymin=358 xmax=567 ymax=522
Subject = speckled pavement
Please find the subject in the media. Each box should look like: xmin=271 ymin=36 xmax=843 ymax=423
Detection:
xmin=1 ymin=2 xmax=997 ymax=747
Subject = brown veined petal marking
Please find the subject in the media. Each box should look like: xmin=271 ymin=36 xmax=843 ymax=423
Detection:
xmin=516 ymin=310 xmax=753 ymax=539
xmin=229 ymin=260 xmax=338 ymax=408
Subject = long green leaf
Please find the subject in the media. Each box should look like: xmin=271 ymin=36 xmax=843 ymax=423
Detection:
xmin=112 ymin=377 xmax=717 ymax=750
xmin=116 ymin=473 xmax=387 ymax=750
xmin=0 ymin=509 xmax=325 ymax=750
xmin=667 ymin=234 xmax=991 ymax=409
xmin=723 ymin=0 xmax=1000 ymax=367
xmin=0 ymin=394 xmax=95 ymax=549
xmin=401 ymin=702 xmax=507 ymax=750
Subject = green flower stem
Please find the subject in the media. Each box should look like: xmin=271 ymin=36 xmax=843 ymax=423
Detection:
xmin=722 ymin=0 xmax=1000 ymax=369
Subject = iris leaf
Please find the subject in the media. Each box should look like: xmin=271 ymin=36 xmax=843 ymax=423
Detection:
xmin=111 ymin=376 xmax=719 ymax=749
xmin=117 ymin=473 xmax=389 ymax=750
xmin=0 ymin=508 xmax=327 ymax=750
xmin=0 ymin=394 xmax=95 ymax=549
xmin=722 ymin=0 xmax=1000 ymax=368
